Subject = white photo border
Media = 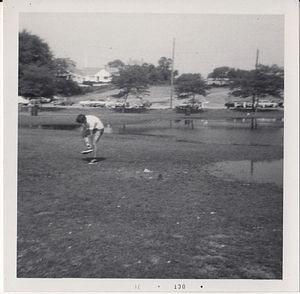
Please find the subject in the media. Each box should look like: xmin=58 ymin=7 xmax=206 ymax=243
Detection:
xmin=3 ymin=0 xmax=299 ymax=292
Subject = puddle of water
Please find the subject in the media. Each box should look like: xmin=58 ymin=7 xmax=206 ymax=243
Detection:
xmin=107 ymin=119 xmax=283 ymax=146
xmin=19 ymin=119 xmax=283 ymax=147
xmin=207 ymin=159 xmax=283 ymax=187
xmin=20 ymin=124 xmax=80 ymax=130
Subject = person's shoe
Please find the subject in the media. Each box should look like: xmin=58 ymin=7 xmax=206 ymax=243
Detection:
xmin=82 ymin=149 xmax=93 ymax=154
xmin=89 ymin=159 xmax=98 ymax=164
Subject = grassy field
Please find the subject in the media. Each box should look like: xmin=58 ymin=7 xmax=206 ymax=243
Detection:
xmin=17 ymin=108 xmax=283 ymax=279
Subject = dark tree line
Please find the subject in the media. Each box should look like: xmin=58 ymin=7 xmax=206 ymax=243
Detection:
xmin=19 ymin=29 xmax=179 ymax=99
xmin=19 ymin=30 xmax=82 ymax=98
xmin=19 ymin=30 xmax=283 ymax=108
xmin=108 ymin=57 xmax=178 ymax=85
xmin=207 ymin=65 xmax=284 ymax=108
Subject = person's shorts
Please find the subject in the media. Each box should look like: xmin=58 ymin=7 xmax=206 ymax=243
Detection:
xmin=92 ymin=128 xmax=104 ymax=135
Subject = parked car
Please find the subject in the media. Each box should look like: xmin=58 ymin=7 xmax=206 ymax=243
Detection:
xmin=92 ymin=100 xmax=106 ymax=107
xmin=114 ymin=100 xmax=126 ymax=108
xmin=225 ymin=101 xmax=253 ymax=109
xmin=18 ymin=96 xmax=30 ymax=106
xmin=257 ymin=100 xmax=278 ymax=108
xmin=104 ymin=99 xmax=116 ymax=108
xmin=272 ymin=100 xmax=284 ymax=107
xmin=53 ymin=98 xmax=74 ymax=106
xmin=142 ymin=100 xmax=152 ymax=108
xmin=176 ymin=101 xmax=203 ymax=110
xmin=79 ymin=100 xmax=105 ymax=107
xmin=132 ymin=102 xmax=145 ymax=109
xmin=29 ymin=98 xmax=43 ymax=106
xmin=225 ymin=101 xmax=243 ymax=108
xmin=40 ymin=97 xmax=52 ymax=103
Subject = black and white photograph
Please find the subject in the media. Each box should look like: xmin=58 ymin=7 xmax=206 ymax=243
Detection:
xmin=2 ymin=0 xmax=299 ymax=292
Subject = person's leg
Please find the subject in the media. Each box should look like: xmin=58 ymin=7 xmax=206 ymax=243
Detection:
xmin=91 ymin=129 xmax=104 ymax=159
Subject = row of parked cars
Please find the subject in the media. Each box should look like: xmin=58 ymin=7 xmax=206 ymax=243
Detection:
xmin=18 ymin=96 xmax=53 ymax=105
xmin=18 ymin=95 xmax=152 ymax=109
xmin=225 ymin=100 xmax=283 ymax=109
xmin=79 ymin=99 xmax=152 ymax=109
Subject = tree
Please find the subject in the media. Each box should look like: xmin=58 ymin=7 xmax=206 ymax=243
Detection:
xmin=111 ymin=65 xmax=149 ymax=112
xmin=107 ymin=59 xmax=125 ymax=68
xmin=156 ymin=57 xmax=178 ymax=84
xmin=229 ymin=64 xmax=284 ymax=109
xmin=175 ymin=73 xmax=208 ymax=106
xmin=208 ymin=66 xmax=230 ymax=78
xmin=53 ymin=58 xmax=83 ymax=96
xmin=207 ymin=66 xmax=234 ymax=86
xmin=19 ymin=30 xmax=82 ymax=97
xmin=53 ymin=58 xmax=76 ymax=77
xmin=19 ymin=30 xmax=55 ymax=97
xmin=19 ymin=64 xmax=56 ymax=98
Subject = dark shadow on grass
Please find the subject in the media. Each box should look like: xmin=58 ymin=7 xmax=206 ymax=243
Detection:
xmin=82 ymin=157 xmax=106 ymax=163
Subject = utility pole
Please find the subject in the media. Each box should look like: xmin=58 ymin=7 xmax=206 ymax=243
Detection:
xmin=253 ymin=48 xmax=259 ymax=111
xmin=170 ymin=38 xmax=175 ymax=109
xmin=255 ymin=48 xmax=259 ymax=70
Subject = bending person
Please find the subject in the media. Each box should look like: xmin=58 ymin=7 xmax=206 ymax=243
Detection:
xmin=76 ymin=114 xmax=104 ymax=164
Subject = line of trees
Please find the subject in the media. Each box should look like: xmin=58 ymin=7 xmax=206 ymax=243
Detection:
xmin=19 ymin=30 xmax=83 ymax=98
xmin=19 ymin=30 xmax=179 ymax=99
xmin=207 ymin=65 xmax=284 ymax=108
xmin=108 ymin=57 xmax=178 ymax=85
xmin=111 ymin=63 xmax=284 ymax=111
xmin=19 ymin=30 xmax=284 ymax=109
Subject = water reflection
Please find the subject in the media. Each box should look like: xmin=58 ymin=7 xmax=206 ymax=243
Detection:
xmin=20 ymin=118 xmax=283 ymax=147
xmin=207 ymin=159 xmax=283 ymax=187
xmin=251 ymin=118 xmax=257 ymax=130
xmin=108 ymin=119 xmax=283 ymax=146
xmin=184 ymin=120 xmax=194 ymax=129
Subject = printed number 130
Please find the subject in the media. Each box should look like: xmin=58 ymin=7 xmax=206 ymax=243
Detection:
xmin=174 ymin=284 xmax=186 ymax=289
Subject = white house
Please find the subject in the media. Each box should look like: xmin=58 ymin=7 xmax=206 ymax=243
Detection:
xmin=81 ymin=67 xmax=119 ymax=83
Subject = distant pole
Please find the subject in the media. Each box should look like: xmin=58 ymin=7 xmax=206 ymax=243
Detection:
xmin=170 ymin=38 xmax=175 ymax=109
xmin=253 ymin=48 xmax=259 ymax=111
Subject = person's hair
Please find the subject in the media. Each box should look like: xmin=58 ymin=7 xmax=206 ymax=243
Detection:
xmin=76 ymin=114 xmax=86 ymax=123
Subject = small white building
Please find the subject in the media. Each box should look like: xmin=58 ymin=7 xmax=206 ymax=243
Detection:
xmin=81 ymin=67 xmax=119 ymax=83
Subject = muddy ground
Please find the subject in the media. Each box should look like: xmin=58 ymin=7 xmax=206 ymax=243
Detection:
xmin=17 ymin=108 xmax=283 ymax=279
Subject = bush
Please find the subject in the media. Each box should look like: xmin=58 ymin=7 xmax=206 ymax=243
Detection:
xmin=82 ymin=81 xmax=94 ymax=86
xmin=55 ymin=79 xmax=83 ymax=96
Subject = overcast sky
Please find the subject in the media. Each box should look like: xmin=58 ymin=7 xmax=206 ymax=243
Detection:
xmin=19 ymin=13 xmax=284 ymax=77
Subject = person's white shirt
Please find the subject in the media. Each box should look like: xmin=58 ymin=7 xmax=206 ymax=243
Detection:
xmin=85 ymin=115 xmax=104 ymax=130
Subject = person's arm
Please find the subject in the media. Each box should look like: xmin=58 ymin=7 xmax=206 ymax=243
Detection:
xmin=82 ymin=124 xmax=87 ymax=138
